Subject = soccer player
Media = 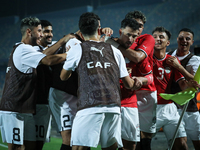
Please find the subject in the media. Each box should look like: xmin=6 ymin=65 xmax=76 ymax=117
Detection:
xmin=106 ymin=10 xmax=156 ymax=150
xmin=0 ymin=17 xmax=74 ymax=150
xmin=33 ymin=20 xmax=54 ymax=150
xmin=106 ymin=18 xmax=154 ymax=150
xmin=60 ymin=12 xmax=138 ymax=150
xmin=152 ymin=26 xmax=200 ymax=150
xmin=168 ymin=28 xmax=200 ymax=150
xmin=48 ymin=13 xmax=113 ymax=150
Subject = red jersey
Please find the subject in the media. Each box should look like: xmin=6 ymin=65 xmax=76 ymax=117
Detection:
xmin=121 ymin=34 xmax=155 ymax=107
xmin=153 ymin=54 xmax=184 ymax=104
xmin=129 ymin=34 xmax=156 ymax=91
xmin=120 ymin=76 xmax=137 ymax=108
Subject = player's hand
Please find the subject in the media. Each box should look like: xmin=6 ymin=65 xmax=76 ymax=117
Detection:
xmin=101 ymin=27 xmax=113 ymax=36
xmin=187 ymin=80 xmax=200 ymax=90
xmin=65 ymin=45 xmax=71 ymax=53
xmin=166 ymin=56 xmax=180 ymax=69
xmin=63 ymin=34 xmax=75 ymax=43
xmin=131 ymin=76 xmax=143 ymax=90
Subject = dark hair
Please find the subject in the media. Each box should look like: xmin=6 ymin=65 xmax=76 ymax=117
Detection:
xmin=178 ymin=28 xmax=194 ymax=38
xmin=20 ymin=17 xmax=41 ymax=35
xmin=125 ymin=10 xmax=146 ymax=24
xmin=79 ymin=12 xmax=99 ymax=36
xmin=121 ymin=18 xmax=140 ymax=31
xmin=152 ymin=26 xmax=171 ymax=40
xmin=40 ymin=20 xmax=52 ymax=28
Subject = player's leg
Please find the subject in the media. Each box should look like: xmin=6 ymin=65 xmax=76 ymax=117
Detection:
xmin=34 ymin=104 xmax=52 ymax=150
xmin=100 ymin=113 xmax=123 ymax=150
xmin=135 ymin=90 xmax=157 ymax=150
xmin=71 ymin=113 xmax=105 ymax=149
xmin=121 ymin=107 xmax=140 ymax=150
xmin=0 ymin=112 xmax=26 ymax=150
xmin=163 ymin=103 xmax=188 ymax=150
xmin=49 ymin=88 xmax=77 ymax=150
xmin=181 ymin=111 xmax=200 ymax=150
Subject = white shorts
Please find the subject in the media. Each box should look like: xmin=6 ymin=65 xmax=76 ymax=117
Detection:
xmin=156 ymin=103 xmax=186 ymax=142
xmin=0 ymin=111 xmax=36 ymax=145
xmin=135 ymin=90 xmax=157 ymax=133
xmin=71 ymin=113 xmax=123 ymax=148
xmin=178 ymin=109 xmax=200 ymax=141
xmin=121 ymin=107 xmax=140 ymax=142
xmin=48 ymin=87 xmax=77 ymax=132
xmin=33 ymin=104 xmax=52 ymax=142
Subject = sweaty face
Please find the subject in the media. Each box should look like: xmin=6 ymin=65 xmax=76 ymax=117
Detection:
xmin=153 ymin=31 xmax=170 ymax=51
xmin=134 ymin=18 xmax=144 ymax=36
xmin=41 ymin=26 xmax=53 ymax=46
xmin=119 ymin=26 xmax=139 ymax=49
xmin=31 ymin=24 xmax=43 ymax=46
xmin=177 ymin=31 xmax=193 ymax=54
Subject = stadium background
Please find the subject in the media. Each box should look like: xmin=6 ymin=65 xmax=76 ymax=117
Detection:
xmin=0 ymin=0 xmax=199 ymax=149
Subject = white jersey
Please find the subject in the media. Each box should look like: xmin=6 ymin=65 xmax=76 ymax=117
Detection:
xmin=13 ymin=42 xmax=46 ymax=73
xmin=170 ymin=49 xmax=200 ymax=75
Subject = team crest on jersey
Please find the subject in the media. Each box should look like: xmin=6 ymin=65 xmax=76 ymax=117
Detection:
xmin=165 ymin=67 xmax=171 ymax=73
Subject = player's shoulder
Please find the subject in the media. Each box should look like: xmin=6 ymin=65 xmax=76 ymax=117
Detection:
xmin=139 ymin=34 xmax=154 ymax=39
xmin=191 ymin=54 xmax=200 ymax=60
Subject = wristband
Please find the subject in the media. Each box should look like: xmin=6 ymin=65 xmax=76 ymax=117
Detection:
xmin=145 ymin=73 xmax=153 ymax=85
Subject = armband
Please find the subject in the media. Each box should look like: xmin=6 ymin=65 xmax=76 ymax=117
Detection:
xmin=145 ymin=74 xmax=153 ymax=85
xmin=106 ymin=38 xmax=120 ymax=48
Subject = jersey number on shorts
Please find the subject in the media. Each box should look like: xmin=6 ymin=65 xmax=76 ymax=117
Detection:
xmin=36 ymin=125 xmax=45 ymax=138
xmin=63 ymin=115 xmax=71 ymax=128
xmin=13 ymin=128 xmax=20 ymax=141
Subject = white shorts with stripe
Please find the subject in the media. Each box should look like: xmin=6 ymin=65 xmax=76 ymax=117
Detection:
xmin=156 ymin=103 xmax=186 ymax=143
xmin=33 ymin=104 xmax=52 ymax=142
xmin=71 ymin=112 xmax=123 ymax=148
xmin=121 ymin=107 xmax=140 ymax=142
xmin=48 ymin=87 xmax=77 ymax=132
xmin=135 ymin=90 xmax=157 ymax=133
xmin=178 ymin=109 xmax=200 ymax=140
xmin=0 ymin=111 xmax=36 ymax=145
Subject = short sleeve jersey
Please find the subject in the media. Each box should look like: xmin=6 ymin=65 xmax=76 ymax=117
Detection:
xmin=127 ymin=34 xmax=156 ymax=91
xmin=153 ymin=54 xmax=184 ymax=104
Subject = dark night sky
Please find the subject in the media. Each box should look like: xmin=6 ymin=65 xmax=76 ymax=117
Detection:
xmin=0 ymin=0 xmax=128 ymax=18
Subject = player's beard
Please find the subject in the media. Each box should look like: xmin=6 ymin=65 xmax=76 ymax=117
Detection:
xmin=31 ymin=35 xmax=39 ymax=46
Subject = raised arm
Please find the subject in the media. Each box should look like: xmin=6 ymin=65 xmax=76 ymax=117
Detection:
xmin=42 ymin=34 xmax=75 ymax=55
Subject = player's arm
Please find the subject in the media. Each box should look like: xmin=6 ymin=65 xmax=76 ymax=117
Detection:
xmin=42 ymin=34 xmax=75 ymax=55
xmin=40 ymin=53 xmax=67 ymax=66
xmin=178 ymin=78 xmax=200 ymax=91
xmin=106 ymin=38 xmax=146 ymax=63
xmin=118 ymin=46 xmax=146 ymax=63
xmin=166 ymin=56 xmax=194 ymax=80
xmin=121 ymin=76 xmax=135 ymax=89
xmin=60 ymin=69 xmax=72 ymax=81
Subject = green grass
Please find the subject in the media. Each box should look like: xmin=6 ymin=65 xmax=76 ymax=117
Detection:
xmin=0 ymin=131 xmax=102 ymax=150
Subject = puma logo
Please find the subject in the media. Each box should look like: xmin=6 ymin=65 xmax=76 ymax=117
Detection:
xmin=91 ymin=47 xmax=104 ymax=57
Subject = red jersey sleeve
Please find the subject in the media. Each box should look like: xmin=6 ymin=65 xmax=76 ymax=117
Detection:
xmin=130 ymin=34 xmax=155 ymax=57
xmin=138 ymin=57 xmax=152 ymax=75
